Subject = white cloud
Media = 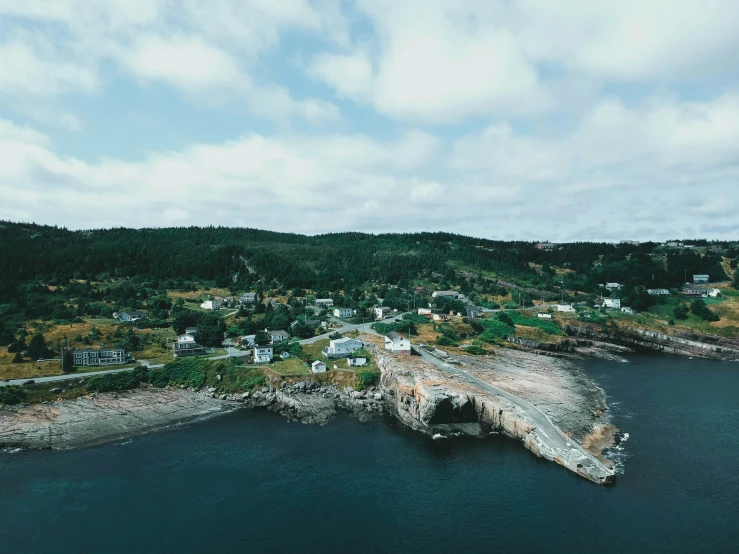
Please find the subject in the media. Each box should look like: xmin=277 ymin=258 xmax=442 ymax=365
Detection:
xmin=0 ymin=118 xmax=49 ymax=145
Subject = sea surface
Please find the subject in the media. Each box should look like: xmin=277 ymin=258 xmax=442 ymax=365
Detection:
xmin=1 ymin=354 xmax=738 ymax=553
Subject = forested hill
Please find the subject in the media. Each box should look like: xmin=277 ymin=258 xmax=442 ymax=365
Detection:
xmin=0 ymin=221 xmax=735 ymax=303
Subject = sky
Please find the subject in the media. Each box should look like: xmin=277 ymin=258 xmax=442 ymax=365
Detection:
xmin=1 ymin=0 xmax=738 ymax=242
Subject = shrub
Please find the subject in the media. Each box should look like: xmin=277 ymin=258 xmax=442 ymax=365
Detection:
xmin=479 ymin=319 xmax=515 ymax=344
xmin=496 ymin=312 xmax=514 ymax=326
xmin=673 ymin=305 xmax=689 ymax=320
xmin=436 ymin=335 xmax=458 ymax=346
xmin=0 ymin=385 xmax=26 ymax=405
xmin=690 ymin=299 xmax=719 ymax=322
xmin=147 ymin=358 xmax=207 ymax=389
xmin=87 ymin=368 xmax=146 ymax=393
xmin=355 ymin=370 xmax=379 ymax=390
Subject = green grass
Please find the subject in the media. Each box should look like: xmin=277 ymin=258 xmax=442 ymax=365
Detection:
xmin=506 ymin=311 xmax=564 ymax=335
xmin=301 ymin=339 xmax=330 ymax=361
xmin=83 ymin=318 xmax=119 ymax=325
xmin=269 ymin=357 xmax=310 ymax=376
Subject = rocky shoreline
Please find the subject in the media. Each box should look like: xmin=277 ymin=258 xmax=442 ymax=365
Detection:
xmin=1 ymin=345 xmax=619 ymax=484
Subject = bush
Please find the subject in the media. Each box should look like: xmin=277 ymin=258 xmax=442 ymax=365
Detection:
xmin=0 ymin=385 xmax=26 ymax=405
xmin=673 ymin=304 xmax=689 ymax=320
xmin=402 ymin=313 xmax=430 ymax=324
xmin=690 ymin=299 xmax=719 ymax=322
xmin=496 ymin=312 xmax=514 ymax=326
xmin=355 ymin=370 xmax=379 ymax=390
xmin=436 ymin=335 xmax=458 ymax=346
xmin=479 ymin=319 xmax=515 ymax=344
xmin=147 ymin=358 xmax=207 ymax=389
xmin=87 ymin=368 xmax=146 ymax=393
xmin=465 ymin=344 xmax=487 ymax=355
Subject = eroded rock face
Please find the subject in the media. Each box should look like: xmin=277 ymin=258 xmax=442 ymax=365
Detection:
xmin=0 ymin=388 xmax=233 ymax=450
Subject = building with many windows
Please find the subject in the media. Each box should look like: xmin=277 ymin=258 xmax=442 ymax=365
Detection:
xmin=173 ymin=334 xmax=205 ymax=357
xmin=73 ymin=348 xmax=127 ymax=367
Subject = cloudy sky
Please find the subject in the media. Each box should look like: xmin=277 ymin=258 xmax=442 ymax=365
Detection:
xmin=1 ymin=0 xmax=738 ymax=242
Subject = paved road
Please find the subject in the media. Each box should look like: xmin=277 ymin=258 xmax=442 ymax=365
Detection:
xmin=298 ymin=313 xmax=406 ymax=344
xmin=415 ymin=347 xmax=610 ymax=475
xmin=0 ymin=366 xmax=140 ymax=388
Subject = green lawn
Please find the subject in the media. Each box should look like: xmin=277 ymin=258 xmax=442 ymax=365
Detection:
xmin=269 ymin=357 xmax=310 ymax=376
xmin=84 ymin=318 xmax=119 ymax=325
xmin=301 ymin=339 xmax=330 ymax=361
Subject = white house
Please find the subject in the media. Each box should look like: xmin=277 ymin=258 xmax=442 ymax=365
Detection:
xmin=239 ymin=292 xmax=257 ymax=304
xmin=347 ymin=356 xmax=368 ymax=368
xmin=432 ymin=290 xmax=460 ymax=299
xmin=253 ymin=345 xmax=274 ymax=363
xmin=554 ymin=304 xmax=576 ymax=313
xmin=605 ymin=283 xmax=622 ymax=291
xmin=708 ymin=288 xmax=722 ymax=298
xmin=315 ymin=298 xmax=334 ymax=307
xmin=173 ymin=334 xmax=205 ymax=357
xmin=693 ymin=274 xmax=710 ymax=284
xmin=323 ymin=337 xmax=363 ymax=358
xmin=241 ymin=335 xmax=256 ymax=347
xmin=621 ymin=307 xmax=636 ymax=315
xmin=603 ymin=298 xmax=622 ymax=309
xmin=647 ymin=289 xmax=670 ymax=296
xmin=333 ymin=307 xmax=352 ymax=319
xmin=200 ymin=298 xmax=224 ymax=310
xmin=432 ymin=313 xmax=449 ymax=322
xmin=269 ymin=330 xmax=290 ymax=343
xmin=537 ymin=313 xmax=553 ymax=319
xmin=384 ymin=332 xmax=411 ymax=354
xmin=311 ymin=360 xmax=327 ymax=374
xmin=417 ymin=308 xmax=433 ymax=316
xmin=373 ymin=306 xmax=391 ymax=319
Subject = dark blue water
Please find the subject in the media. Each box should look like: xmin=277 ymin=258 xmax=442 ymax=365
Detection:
xmin=1 ymin=355 xmax=738 ymax=553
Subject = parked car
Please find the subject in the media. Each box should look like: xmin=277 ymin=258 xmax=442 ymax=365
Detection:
xmin=23 ymin=379 xmax=36 ymax=385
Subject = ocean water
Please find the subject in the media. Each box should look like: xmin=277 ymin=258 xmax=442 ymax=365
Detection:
xmin=1 ymin=354 xmax=738 ymax=553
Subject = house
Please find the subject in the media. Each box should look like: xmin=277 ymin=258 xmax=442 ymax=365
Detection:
xmin=291 ymin=318 xmax=320 ymax=331
xmin=72 ymin=348 xmax=127 ymax=367
xmin=333 ymin=307 xmax=353 ymax=319
xmin=537 ymin=313 xmax=553 ymax=320
xmin=117 ymin=310 xmax=147 ymax=323
xmin=682 ymin=289 xmax=707 ymax=298
xmin=605 ymin=283 xmax=622 ymax=291
xmin=239 ymin=292 xmax=257 ymax=304
xmin=373 ymin=306 xmax=391 ymax=319
xmin=647 ymin=289 xmax=670 ymax=296
xmin=665 ymin=241 xmax=683 ymax=248
xmin=347 ymin=356 xmax=368 ymax=368
xmin=417 ymin=308 xmax=434 ymax=316
xmin=621 ymin=307 xmax=636 ymax=315
xmin=200 ymin=298 xmax=224 ymax=310
xmin=603 ymin=298 xmax=622 ymax=309
xmin=693 ymin=275 xmax=710 ymax=284
xmin=311 ymin=360 xmax=327 ymax=374
xmin=536 ymin=242 xmax=556 ymax=251
xmin=280 ymin=351 xmax=291 ymax=359
xmin=466 ymin=306 xmax=482 ymax=318
xmin=323 ymin=337 xmax=363 ymax=358
xmin=620 ymin=240 xmax=640 ymax=245
xmin=432 ymin=313 xmax=449 ymax=322
xmin=708 ymin=288 xmax=722 ymax=298
xmin=315 ymin=298 xmax=334 ymax=307
xmin=554 ymin=304 xmax=576 ymax=313
xmin=173 ymin=334 xmax=205 ymax=357
xmin=384 ymin=332 xmax=411 ymax=354
xmin=253 ymin=345 xmax=274 ymax=363
xmin=185 ymin=327 xmax=198 ymax=336
xmin=269 ymin=330 xmax=290 ymax=344
xmin=241 ymin=335 xmax=256 ymax=347
xmin=432 ymin=290 xmax=460 ymax=299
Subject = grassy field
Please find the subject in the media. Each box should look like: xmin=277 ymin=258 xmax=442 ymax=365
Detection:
xmin=301 ymin=339 xmax=330 ymax=361
xmin=268 ymin=357 xmax=310 ymax=376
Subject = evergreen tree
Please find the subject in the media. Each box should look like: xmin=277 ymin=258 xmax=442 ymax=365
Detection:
xmin=26 ymin=333 xmax=49 ymax=361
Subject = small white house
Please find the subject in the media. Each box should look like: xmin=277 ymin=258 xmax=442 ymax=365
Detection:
xmin=621 ymin=307 xmax=636 ymax=315
xmin=239 ymin=292 xmax=257 ymax=304
xmin=311 ymin=360 xmax=327 ymax=374
xmin=333 ymin=307 xmax=352 ymax=319
xmin=647 ymin=289 xmax=670 ymax=296
xmin=432 ymin=290 xmax=460 ymax=299
xmin=537 ymin=313 xmax=553 ymax=320
xmin=315 ymin=298 xmax=334 ymax=307
xmin=384 ymin=332 xmax=411 ymax=354
xmin=373 ymin=306 xmax=391 ymax=319
xmin=554 ymin=304 xmax=576 ymax=313
xmin=605 ymin=283 xmax=622 ymax=291
xmin=417 ymin=308 xmax=433 ymax=316
xmin=693 ymin=274 xmax=710 ymax=284
xmin=253 ymin=345 xmax=273 ymax=363
xmin=432 ymin=313 xmax=449 ymax=322
xmin=708 ymin=288 xmax=722 ymax=298
xmin=603 ymin=298 xmax=622 ymax=309
xmin=347 ymin=356 xmax=368 ymax=368
xmin=241 ymin=335 xmax=256 ymax=347
xmin=269 ymin=330 xmax=290 ymax=343
xmin=280 ymin=351 xmax=291 ymax=359
xmin=323 ymin=337 xmax=363 ymax=358
xmin=200 ymin=298 xmax=224 ymax=310
xmin=117 ymin=310 xmax=147 ymax=323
